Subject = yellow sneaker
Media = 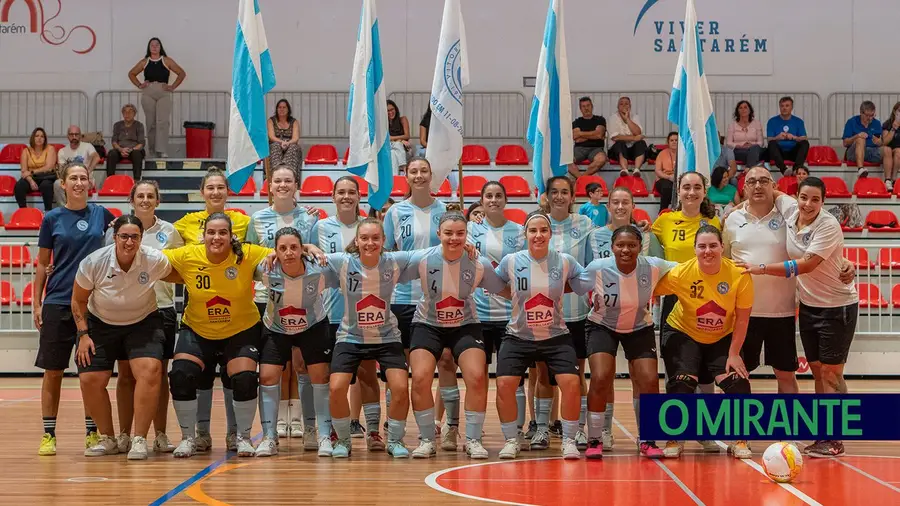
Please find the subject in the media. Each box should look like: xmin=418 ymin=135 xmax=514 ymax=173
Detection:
xmin=39 ymin=433 xmax=57 ymax=456
xmin=85 ymin=431 xmax=100 ymax=449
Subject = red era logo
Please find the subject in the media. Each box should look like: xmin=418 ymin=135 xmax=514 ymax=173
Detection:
xmin=524 ymin=293 xmax=554 ymax=328
xmin=0 ymin=0 xmax=97 ymax=54
xmin=206 ymin=296 xmax=231 ymax=308
xmin=798 ymin=356 xmax=810 ymax=373
xmin=356 ymin=294 xmax=386 ymax=327
xmin=356 ymin=294 xmax=386 ymax=312
xmin=278 ymin=306 xmax=307 ymax=317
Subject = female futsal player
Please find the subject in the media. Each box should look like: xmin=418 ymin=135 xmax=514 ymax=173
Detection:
xmin=34 ymin=162 xmax=117 ymax=456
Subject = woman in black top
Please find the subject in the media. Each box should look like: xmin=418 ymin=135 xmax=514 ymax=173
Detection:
xmin=417 ymin=108 xmax=431 ymax=157
xmin=128 ymin=37 xmax=187 ymax=158
xmin=387 ymin=100 xmax=411 ymax=174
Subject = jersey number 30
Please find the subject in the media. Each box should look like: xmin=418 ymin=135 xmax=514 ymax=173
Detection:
xmin=195 ymin=274 xmax=211 ymax=290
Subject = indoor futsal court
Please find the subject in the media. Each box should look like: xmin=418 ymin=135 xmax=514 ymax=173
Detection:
xmin=2 ymin=377 xmax=897 ymax=506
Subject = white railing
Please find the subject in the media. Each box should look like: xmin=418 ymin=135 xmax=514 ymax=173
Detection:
xmin=93 ymin=90 xmax=232 ymax=139
xmin=388 ymin=91 xmax=527 ymax=142
xmin=711 ymin=92 xmax=823 ymax=145
xmin=827 ymin=92 xmax=900 ymax=146
xmin=0 ymin=242 xmax=41 ymax=334
xmin=0 ymin=91 xmax=90 ymax=139
xmin=265 ymin=91 xmax=351 ymax=140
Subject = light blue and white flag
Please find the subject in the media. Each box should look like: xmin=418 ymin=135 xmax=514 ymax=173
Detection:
xmin=526 ymin=0 xmax=573 ymax=196
xmin=347 ymin=0 xmax=393 ymax=210
xmin=227 ymin=0 xmax=276 ymax=194
xmin=667 ymin=0 xmax=719 ymax=178
xmin=426 ymin=0 xmax=469 ymax=193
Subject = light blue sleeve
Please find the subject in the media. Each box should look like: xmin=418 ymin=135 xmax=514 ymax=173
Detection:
xmin=382 ymin=207 xmax=398 ymax=250
xmin=494 ymin=254 xmax=511 ymax=283
xmin=649 ymin=257 xmax=680 ymax=277
xmin=568 ymin=260 xmax=596 ymax=296
xmin=578 ymin=202 xmax=590 ymax=217
xmin=308 ymin=221 xmax=320 ymax=247
xmin=477 ymin=257 xmax=508 ymax=294
xmin=300 ymin=214 xmax=319 ymax=244
xmin=390 ymin=250 xmax=425 ymax=284
xmin=245 ymin=217 xmax=259 ymax=245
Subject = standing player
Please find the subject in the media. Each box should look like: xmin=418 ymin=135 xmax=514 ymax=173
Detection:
xmin=34 ymin=162 xmax=116 ymax=456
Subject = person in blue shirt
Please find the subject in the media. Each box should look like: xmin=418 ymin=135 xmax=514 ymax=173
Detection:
xmin=766 ymin=96 xmax=810 ymax=176
xmin=842 ymin=100 xmax=884 ymax=180
xmin=34 ymin=162 xmax=117 ymax=456
xmin=577 ymin=182 xmax=609 ymax=227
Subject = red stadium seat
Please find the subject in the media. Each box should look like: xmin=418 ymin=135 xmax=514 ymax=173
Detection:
xmin=854 ymin=178 xmax=890 ymax=198
xmin=820 ymin=177 xmax=851 ymax=198
xmin=351 ymin=176 xmax=369 ymax=196
xmin=433 ymin=180 xmax=452 ymax=197
xmin=0 ymin=281 xmax=16 ymax=305
xmin=461 ymin=175 xmax=488 ymax=197
xmin=844 ymin=152 xmax=882 ymax=167
xmin=575 ymin=175 xmax=608 ymax=197
xmin=504 ymin=208 xmax=527 ymax=225
xmin=51 ymin=143 xmax=65 ymax=152
xmin=229 ymin=178 xmax=256 ymax=196
xmin=736 ymin=173 xmax=746 ymax=197
xmin=807 ymin=145 xmax=842 ymax=167
xmin=316 ymin=208 xmax=328 ymax=219
xmin=5 ymin=208 xmax=43 ymax=230
xmin=632 ymin=208 xmax=651 ymax=225
xmin=858 ymin=283 xmax=888 ymax=308
xmin=0 ymin=144 xmax=26 ymax=164
xmin=0 ymin=245 xmax=31 ymax=267
xmin=299 ymin=176 xmax=334 ymax=196
xmin=658 ymin=208 xmax=672 ymax=217
xmin=843 ymin=247 xmax=872 ymax=269
xmin=304 ymin=144 xmax=338 ymax=165
xmin=865 ymin=210 xmax=900 ymax=232
xmin=226 ymin=207 xmax=247 ymax=216
xmin=99 ymin=175 xmax=135 ymax=196
xmin=0 ymin=175 xmax=15 ymax=196
xmin=107 ymin=207 xmax=123 ymax=218
xmin=879 ymin=248 xmax=900 ymax=270
xmin=341 ymin=147 xmax=349 ymax=165
xmin=18 ymin=282 xmax=34 ymax=306
xmin=260 ymin=182 xmax=268 ymax=196
xmin=391 ymin=175 xmax=409 ymax=197
xmin=612 ymin=176 xmax=649 ymax=197
xmin=495 ymin=145 xmax=529 ymax=165
xmin=499 ymin=175 xmax=532 ymax=197
xmin=893 ymin=284 xmax=900 ymax=308
xmin=461 ymin=145 xmax=491 ymax=165
xmin=359 ymin=208 xmax=368 ymax=217
xmin=777 ymin=176 xmax=798 ymax=195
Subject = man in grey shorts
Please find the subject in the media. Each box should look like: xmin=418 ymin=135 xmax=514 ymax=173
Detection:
xmin=570 ymin=97 xmax=608 ymax=178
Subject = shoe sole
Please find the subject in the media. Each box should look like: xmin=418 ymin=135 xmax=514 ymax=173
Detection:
xmin=585 ymin=453 xmax=603 ymax=460
xmin=127 ymin=452 xmax=148 ymax=460
xmin=331 ymin=453 xmax=350 ymax=459
xmin=641 ymin=453 xmax=664 ymax=459
xmin=318 ymin=449 xmax=333 ymax=457
xmin=563 ymin=453 xmax=580 ymax=460
xmin=530 ymin=445 xmax=549 ymax=450
xmin=499 ymin=454 xmax=518 ymax=460
xmin=467 ymin=452 xmax=489 ymax=460
xmin=807 ymin=451 xmax=844 ymax=458
xmin=38 ymin=451 xmax=56 ymax=456
xmin=412 ymin=452 xmax=436 ymax=459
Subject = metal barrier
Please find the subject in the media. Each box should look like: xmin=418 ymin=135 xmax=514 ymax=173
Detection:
xmin=0 ymin=242 xmax=41 ymax=334
xmin=93 ymin=91 xmax=232 ymax=139
xmin=710 ymin=92 xmax=823 ymax=145
xmin=265 ymin=92 xmax=351 ymax=140
xmin=388 ymin=91 xmax=527 ymax=142
xmin=0 ymin=91 xmax=90 ymax=139
xmin=827 ymin=92 xmax=900 ymax=146
xmin=843 ymin=243 xmax=900 ymax=336
xmin=571 ymin=91 xmax=672 ymax=143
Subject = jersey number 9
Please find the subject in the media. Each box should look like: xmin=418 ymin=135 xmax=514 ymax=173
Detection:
xmin=195 ymin=274 xmax=211 ymax=290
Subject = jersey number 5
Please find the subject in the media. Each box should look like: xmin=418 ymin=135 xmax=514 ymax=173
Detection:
xmin=195 ymin=274 xmax=211 ymax=290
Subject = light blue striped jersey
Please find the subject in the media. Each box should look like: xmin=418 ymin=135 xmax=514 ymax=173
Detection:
xmin=383 ymin=199 xmax=446 ymax=305
xmin=412 ymin=246 xmax=507 ymax=327
xmin=571 ymin=256 xmax=677 ymax=334
xmin=467 ymin=219 xmax=525 ymax=322
xmin=310 ymin=216 xmax=365 ymax=324
xmin=258 ymin=261 xmax=332 ymax=335
xmin=495 ymin=250 xmax=587 ymax=341
xmin=325 ymin=251 xmax=423 ymax=344
xmin=549 ymin=214 xmax=597 ymax=321
xmin=247 ymin=206 xmax=320 ymax=303
xmin=589 ymin=225 xmax=652 ymax=261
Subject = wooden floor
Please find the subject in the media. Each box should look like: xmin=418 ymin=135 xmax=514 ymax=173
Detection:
xmin=3 ymin=378 xmax=900 ymax=506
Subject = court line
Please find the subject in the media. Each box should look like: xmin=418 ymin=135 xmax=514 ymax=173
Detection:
xmin=834 ymin=459 xmax=900 ymax=494
xmin=710 ymin=440 xmax=823 ymax=505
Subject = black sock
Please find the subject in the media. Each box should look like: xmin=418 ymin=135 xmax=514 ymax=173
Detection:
xmin=85 ymin=416 xmax=97 ymax=436
xmin=43 ymin=416 xmax=57 ymax=437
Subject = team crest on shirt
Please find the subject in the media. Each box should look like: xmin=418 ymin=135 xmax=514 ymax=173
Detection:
xmin=206 ymin=296 xmax=232 ymax=323
xmin=436 ymin=296 xmax=466 ymax=324
xmin=783 ymin=125 xmax=790 ymax=132
xmin=768 ymin=217 xmax=783 ymax=230
xmin=802 ymin=232 xmax=812 ymax=245
xmin=700 ymin=220 xmax=709 ymax=227
xmin=76 ymin=220 xmax=89 ymax=231
xmin=381 ymin=270 xmax=393 ymax=282
xmin=278 ymin=306 xmax=308 ymax=332
xmin=225 ymin=267 xmax=238 ymax=280
xmin=356 ymin=294 xmax=387 ymax=328
xmin=570 ymin=228 xmax=580 ymax=238
xmin=524 ymin=293 xmax=555 ymax=328
xmin=138 ymin=272 xmax=149 ymax=285
xmin=305 ymin=283 xmax=316 ymax=294
xmin=156 ymin=232 xmax=168 ymax=243
xmin=549 ymin=268 xmax=562 ymax=281
xmin=431 ymin=214 xmax=442 ymax=225
xmin=696 ymin=300 xmax=727 ymax=332
xmin=717 ymin=281 xmax=730 ymax=294
xmin=639 ymin=275 xmax=650 ymax=287
xmin=505 ymin=237 xmax=518 ymax=247
xmin=461 ymin=270 xmax=474 ymax=285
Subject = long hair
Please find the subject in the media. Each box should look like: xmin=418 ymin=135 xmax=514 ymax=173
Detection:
xmin=205 ymin=212 xmax=244 ymax=264
xmin=386 ymin=99 xmax=403 ymax=134
xmin=675 ymin=172 xmax=717 ymax=219
xmin=733 ymin=100 xmax=755 ymax=122
xmin=887 ymin=102 xmax=900 ymax=129
xmin=333 ymin=175 xmax=361 ymax=216
xmin=145 ymin=37 xmax=167 ymax=58
xmin=29 ymin=127 xmax=48 ymax=150
xmin=345 ymin=217 xmax=385 ymax=255
xmin=272 ymin=99 xmax=294 ymax=123
xmin=465 ymin=201 xmax=483 ymax=221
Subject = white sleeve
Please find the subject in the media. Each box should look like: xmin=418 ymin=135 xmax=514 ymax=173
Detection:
xmin=774 ymin=195 xmax=798 ymax=217
xmin=74 ymin=256 xmax=95 ymax=291
xmin=149 ymin=250 xmax=172 ymax=280
xmin=805 ymin=219 xmax=843 ymax=261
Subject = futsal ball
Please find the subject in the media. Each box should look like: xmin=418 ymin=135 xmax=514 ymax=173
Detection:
xmin=761 ymin=442 xmax=803 ymax=483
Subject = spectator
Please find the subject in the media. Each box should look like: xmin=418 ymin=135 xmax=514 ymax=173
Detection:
xmin=127 ymin=37 xmax=186 ymax=158
xmin=386 ymin=100 xmax=411 ymax=174
xmin=707 ymin=166 xmax=740 ymax=207
xmin=726 ymin=100 xmax=764 ymax=169
xmin=267 ymin=99 xmax=302 ymax=175
xmin=607 ymin=96 xmax=648 ymax=176
xmin=466 ymin=201 xmax=484 ymax=222
xmin=766 ymin=96 xmax=809 ymax=176
xmin=794 ymin=166 xmax=809 ymax=189
xmin=577 ymin=182 xmax=609 ymax=226
xmin=842 ymin=100 xmax=883 ymax=181
xmin=15 ymin=127 xmax=58 ymax=211
xmin=570 ymin=96 xmax=607 ymax=178
xmin=881 ymin=102 xmax=900 ymax=190
xmin=107 ymin=104 xmax=146 ymax=180
xmin=370 ymin=197 xmax=395 ymax=221
xmin=54 ymin=125 xmax=100 ymax=205
xmin=654 ymin=131 xmax=678 ymax=211
xmin=714 ymin=134 xmax=738 ymax=181
xmin=417 ymin=108 xmax=431 ymax=157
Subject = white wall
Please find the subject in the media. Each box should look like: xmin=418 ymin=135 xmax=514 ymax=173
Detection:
xmin=0 ymin=0 xmax=897 ymax=100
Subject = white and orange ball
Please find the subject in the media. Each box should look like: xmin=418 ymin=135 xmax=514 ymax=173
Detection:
xmin=762 ymin=442 xmax=804 ymax=483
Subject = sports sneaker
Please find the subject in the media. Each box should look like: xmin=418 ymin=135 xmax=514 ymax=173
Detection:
xmin=441 ymin=425 xmax=459 ymax=451
xmin=116 ymin=432 xmax=132 ymax=453
xmin=387 ymin=441 xmax=410 ymax=458
xmin=664 ymin=441 xmax=684 ymax=458
xmin=783 ymin=167 xmax=794 ymax=177
xmin=630 ymin=167 xmax=641 ymax=177
xmin=585 ymin=438 xmax=603 ymax=459
xmin=153 ymin=432 xmax=176 ymax=453
xmin=858 ymin=167 xmax=869 ymax=178
xmin=235 ymin=434 xmax=255 ymax=457
xmin=317 ymin=436 xmax=334 ymax=457
xmin=524 ymin=420 xmax=537 ymax=439
xmin=225 ymin=432 xmax=238 ymax=452
xmin=574 ymin=430 xmax=588 ymax=451
xmin=549 ymin=420 xmax=563 ymax=438
xmin=517 ymin=430 xmax=529 ymax=451
xmin=465 ymin=439 xmax=489 ymax=459
xmin=331 ymin=438 xmax=351 ymax=458
xmin=601 ymin=429 xmax=615 ymax=450
xmin=412 ymin=439 xmax=437 ymax=459
xmin=127 ymin=436 xmax=149 ymax=460
xmin=255 ymin=436 xmax=278 ymax=457
xmin=499 ymin=438 xmax=520 ymax=459
xmin=276 ymin=419 xmax=288 ymax=438
xmin=366 ymin=431 xmax=386 ymax=451
xmin=802 ymin=440 xmax=825 ymax=455
xmin=195 ymin=433 xmax=212 ymax=452
xmin=561 ymin=437 xmax=580 ymax=460
xmin=728 ymin=441 xmax=752 ymax=459
xmin=38 ymin=433 xmax=57 ymax=456
xmin=303 ymin=426 xmax=318 ymax=450
xmin=699 ymin=440 xmax=720 ymax=452
xmin=619 ymin=168 xmax=628 ymax=177
xmin=174 ymin=437 xmax=196 ymax=458
xmin=530 ymin=430 xmax=550 ymax=450
xmin=290 ymin=420 xmax=304 ymax=438
xmin=887 ymin=179 xmax=894 ymax=192
xmin=350 ymin=419 xmax=365 ymax=439
xmin=84 ymin=435 xmax=119 ymax=457
xmin=85 ymin=431 xmax=100 ymax=449
xmin=807 ymin=440 xmax=845 ymax=458
xmin=640 ymin=441 xmax=664 ymax=459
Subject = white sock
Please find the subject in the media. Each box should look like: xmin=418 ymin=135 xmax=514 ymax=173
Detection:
xmin=289 ymin=399 xmax=301 ymax=423
xmin=278 ymin=399 xmax=288 ymax=423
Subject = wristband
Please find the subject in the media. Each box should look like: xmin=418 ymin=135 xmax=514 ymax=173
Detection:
xmin=791 ymin=260 xmax=799 ymax=278
xmin=783 ymin=261 xmax=790 ymax=278
xmin=76 ymin=329 xmax=90 ymax=339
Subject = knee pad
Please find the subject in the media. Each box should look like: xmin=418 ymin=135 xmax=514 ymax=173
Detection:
xmin=169 ymin=360 xmax=202 ymax=401
xmin=220 ymin=365 xmax=233 ymax=389
xmin=197 ymin=363 xmax=217 ymax=390
xmin=666 ymin=374 xmax=698 ymax=394
xmin=230 ymin=370 xmax=259 ymax=402
xmin=717 ymin=374 xmax=751 ymax=394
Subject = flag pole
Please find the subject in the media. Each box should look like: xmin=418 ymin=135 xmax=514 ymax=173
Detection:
xmin=458 ymin=159 xmax=464 ymax=209
xmin=265 ymin=157 xmax=273 ymax=206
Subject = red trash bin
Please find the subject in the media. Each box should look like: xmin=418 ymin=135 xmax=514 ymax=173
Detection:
xmin=183 ymin=121 xmax=215 ymax=158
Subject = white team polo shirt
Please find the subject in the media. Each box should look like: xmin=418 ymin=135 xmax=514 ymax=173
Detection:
xmin=777 ymin=196 xmax=858 ymax=308
xmin=75 ymin=244 xmax=172 ymax=325
xmin=724 ymin=205 xmax=797 ymax=317
xmin=105 ymin=217 xmax=184 ymax=308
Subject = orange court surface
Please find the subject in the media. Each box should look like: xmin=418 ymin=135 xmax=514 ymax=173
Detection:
xmin=2 ymin=377 xmax=898 ymax=506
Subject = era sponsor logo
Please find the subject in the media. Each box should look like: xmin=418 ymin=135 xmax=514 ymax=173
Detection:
xmin=436 ymin=296 xmax=465 ymax=324
xmin=524 ymin=293 xmax=554 ymax=328
xmin=696 ymin=300 xmax=726 ymax=332
xmin=205 ymin=296 xmax=232 ymax=323
xmin=356 ymin=294 xmax=386 ymax=328
xmin=278 ymin=306 xmax=308 ymax=332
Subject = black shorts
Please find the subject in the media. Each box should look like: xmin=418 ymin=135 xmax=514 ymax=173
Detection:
xmin=798 ymin=302 xmax=858 ymax=366
xmin=159 ymin=307 xmax=179 ymax=360
xmin=586 ymin=321 xmax=658 ymax=361
xmin=36 ymin=304 xmax=78 ymax=370
xmin=608 ymin=140 xmax=649 ymax=161
xmin=565 ymin=319 xmax=588 ymax=360
xmin=331 ymin=341 xmax=408 ymax=376
xmin=741 ymin=316 xmax=798 ymax=372
xmin=496 ymin=333 xmax=579 ymax=381
xmin=260 ymin=319 xmax=335 ymax=367
xmin=481 ymin=321 xmax=507 ymax=364
xmin=410 ymin=322 xmax=485 ymax=362
xmin=79 ymin=312 xmax=166 ymax=373
xmin=391 ymin=304 xmax=416 ymax=349
xmin=661 ymin=325 xmax=731 ymax=381
xmin=175 ymin=323 xmax=262 ymax=370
